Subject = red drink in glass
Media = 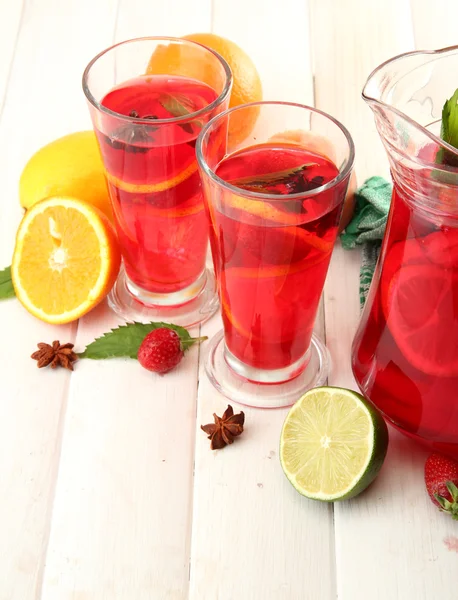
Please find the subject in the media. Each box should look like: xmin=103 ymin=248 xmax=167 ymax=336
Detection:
xmin=197 ymin=101 xmax=354 ymax=408
xmin=213 ymin=143 xmax=341 ymax=372
xmin=83 ymin=37 xmax=231 ymax=326
xmin=352 ymin=185 xmax=458 ymax=458
xmin=97 ymin=74 xmax=218 ymax=295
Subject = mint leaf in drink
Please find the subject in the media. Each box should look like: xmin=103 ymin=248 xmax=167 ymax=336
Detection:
xmin=0 ymin=266 xmax=15 ymax=300
xmin=436 ymin=88 xmax=458 ymax=167
xmin=158 ymin=93 xmax=203 ymax=134
xmin=79 ymin=321 xmax=201 ymax=359
xmin=228 ymin=163 xmax=318 ymax=194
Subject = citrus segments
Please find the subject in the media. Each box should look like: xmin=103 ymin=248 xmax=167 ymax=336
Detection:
xmin=105 ymin=160 xmax=197 ymax=194
xmin=130 ymin=200 xmax=205 ymax=219
xmin=224 ymin=193 xmax=304 ymax=226
xmin=12 ymin=197 xmax=121 ymax=324
xmin=382 ymin=263 xmax=458 ymax=377
xmin=420 ymin=228 xmax=458 ymax=268
xmin=280 ymin=387 xmax=388 ymax=501
xmin=224 ymin=248 xmax=331 ymax=279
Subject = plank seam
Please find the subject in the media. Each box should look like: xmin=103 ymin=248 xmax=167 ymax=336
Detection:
xmin=33 ymin=369 xmax=73 ymax=600
xmin=186 ymin=323 xmax=205 ymax=599
xmin=0 ymin=0 xmax=26 ymax=121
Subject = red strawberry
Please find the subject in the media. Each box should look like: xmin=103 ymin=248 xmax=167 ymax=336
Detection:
xmin=424 ymin=453 xmax=458 ymax=520
xmin=137 ymin=327 xmax=207 ymax=375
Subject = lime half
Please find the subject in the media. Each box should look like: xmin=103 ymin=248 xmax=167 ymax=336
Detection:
xmin=280 ymin=386 xmax=389 ymax=501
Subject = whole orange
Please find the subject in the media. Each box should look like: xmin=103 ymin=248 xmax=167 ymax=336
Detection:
xmin=183 ymin=34 xmax=262 ymax=145
xmin=146 ymin=33 xmax=263 ymax=146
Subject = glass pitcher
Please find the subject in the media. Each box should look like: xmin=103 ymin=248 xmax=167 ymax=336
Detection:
xmin=352 ymin=46 xmax=458 ymax=459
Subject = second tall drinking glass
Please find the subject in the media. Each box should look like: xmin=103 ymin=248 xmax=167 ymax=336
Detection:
xmin=83 ymin=37 xmax=232 ymax=326
xmin=197 ymin=102 xmax=354 ymax=407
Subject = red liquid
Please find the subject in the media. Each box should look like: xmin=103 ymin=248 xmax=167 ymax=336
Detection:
xmin=210 ymin=144 xmax=347 ymax=372
xmin=96 ymin=75 xmax=218 ymax=294
xmin=352 ymin=185 xmax=458 ymax=458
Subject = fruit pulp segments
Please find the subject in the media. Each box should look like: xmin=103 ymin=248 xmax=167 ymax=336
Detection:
xmin=352 ymin=185 xmax=458 ymax=459
xmin=97 ymin=75 xmax=218 ymax=294
xmin=212 ymin=144 xmax=345 ymax=372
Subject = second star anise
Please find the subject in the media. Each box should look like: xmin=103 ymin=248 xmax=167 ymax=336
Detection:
xmin=201 ymin=405 xmax=245 ymax=450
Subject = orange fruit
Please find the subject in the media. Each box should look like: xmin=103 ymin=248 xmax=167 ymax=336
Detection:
xmin=105 ymin=160 xmax=198 ymax=194
xmin=12 ymin=197 xmax=121 ymax=324
xmin=19 ymin=131 xmax=114 ymax=222
xmin=146 ymin=33 xmax=263 ymax=146
xmin=269 ymin=129 xmax=357 ymax=231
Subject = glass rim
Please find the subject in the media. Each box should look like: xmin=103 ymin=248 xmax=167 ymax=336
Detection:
xmin=82 ymin=36 xmax=233 ymax=126
xmin=195 ymin=100 xmax=355 ymax=202
xmin=362 ymin=45 xmax=458 ymax=174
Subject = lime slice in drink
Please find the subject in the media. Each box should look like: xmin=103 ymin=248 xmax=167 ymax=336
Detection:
xmin=280 ymin=386 xmax=389 ymax=501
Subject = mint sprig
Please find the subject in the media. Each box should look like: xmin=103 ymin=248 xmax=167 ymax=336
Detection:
xmin=436 ymin=88 xmax=458 ymax=167
xmin=228 ymin=163 xmax=318 ymax=193
xmin=79 ymin=321 xmax=205 ymax=359
xmin=158 ymin=93 xmax=204 ymax=134
xmin=0 ymin=266 xmax=15 ymax=300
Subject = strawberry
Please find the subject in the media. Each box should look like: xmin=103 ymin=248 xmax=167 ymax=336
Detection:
xmin=137 ymin=327 xmax=207 ymax=374
xmin=424 ymin=453 xmax=458 ymax=520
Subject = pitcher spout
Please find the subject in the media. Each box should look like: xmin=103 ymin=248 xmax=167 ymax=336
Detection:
xmin=362 ymin=45 xmax=458 ymax=215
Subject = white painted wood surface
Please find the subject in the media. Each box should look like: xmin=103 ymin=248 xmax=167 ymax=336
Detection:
xmin=0 ymin=0 xmax=456 ymax=598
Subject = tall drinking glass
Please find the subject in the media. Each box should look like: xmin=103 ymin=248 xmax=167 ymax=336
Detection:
xmin=197 ymin=102 xmax=354 ymax=408
xmin=83 ymin=37 xmax=232 ymax=326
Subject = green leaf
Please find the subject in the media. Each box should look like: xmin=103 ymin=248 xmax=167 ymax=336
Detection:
xmin=436 ymin=88 xmax=458 ymax=167
xmin=228 ymin=163 xmax=318 ymax=193
xmin=0 ymin=266 xmax=15 ymax=300
xmin=158 ymin=93 xmax=203 ymax=134
xmin=446 ymin=481 xmax=458 ymax=502
xmin=78 ymin=321 xmax=196 ymax=360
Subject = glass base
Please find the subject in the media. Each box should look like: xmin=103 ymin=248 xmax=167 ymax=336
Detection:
xmin=107 ymin=266 xmax=219 ymax=327
xmin=204 ymin=330 xmax=331 ymax=409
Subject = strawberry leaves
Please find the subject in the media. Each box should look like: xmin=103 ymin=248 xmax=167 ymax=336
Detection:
xmin=434 ymin=481 xmax=458 ymax=521
xmin=78 ymin=321 xmax=197 ymax=360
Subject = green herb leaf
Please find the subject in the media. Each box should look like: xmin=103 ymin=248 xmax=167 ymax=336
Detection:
xmin=228 ymin=163 xmax=318 ymax=193
xmin=436 ymin=88 xmax=458 ymax=167
xmin=158 ymin=93 xmax=203 ymax=134
xmin=0 ymin=266 xmax=15 ymax=300
xmin=79 ymin=321 xmax=198 ymax=359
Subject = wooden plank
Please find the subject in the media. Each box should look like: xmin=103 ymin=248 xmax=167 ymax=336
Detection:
xmin=0 ymin=0 xmax=23 ymax=112
xmin=410 ymin=0 xmax=458 ymax=49
xmin=212 ymin=0 xmax=314 ymax=105
xmin=0 ymin=0 xmax=119 ymax=598
xmin=41 ymin=2 xmax=213 ymax=599
xmin=42 ymin=309 xmax=203 ymax=600
xmin=189 ymin=2 xmax=336 ymax=599
xmin=312 ymin=0 xmax=458 ymax=598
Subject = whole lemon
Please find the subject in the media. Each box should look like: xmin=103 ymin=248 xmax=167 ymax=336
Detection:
xmin=19 ymin=131 xmax=113 ymax=222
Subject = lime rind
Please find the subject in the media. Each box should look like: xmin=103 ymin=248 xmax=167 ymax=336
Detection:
xmin=280 ymin=386 xmax=389 ymax=502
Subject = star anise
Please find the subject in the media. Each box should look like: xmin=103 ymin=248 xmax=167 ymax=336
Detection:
xmin=201 ymin=405 xmax=245 ymax=450
xmin=31 ymin=340 xmax=78 ymax=371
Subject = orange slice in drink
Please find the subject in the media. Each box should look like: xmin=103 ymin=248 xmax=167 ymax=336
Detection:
xmin=131 ymin=195 xmax=205 ymax=218
xmin=224 ymin=247 xmax=332 ymax=279
xmin=12 ymin=197 xmax=121 ymax=324
xmin=105 ymin=160 xmax=197 ymax=194
xmin=382 ymin=263 xmax=458 ymax=377
xmin=224 ymin=192 xmax=303 ymax=226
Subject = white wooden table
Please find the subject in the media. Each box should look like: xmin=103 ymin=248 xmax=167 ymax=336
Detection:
xmin=1 ymin=1 xmax=457 ymax=598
